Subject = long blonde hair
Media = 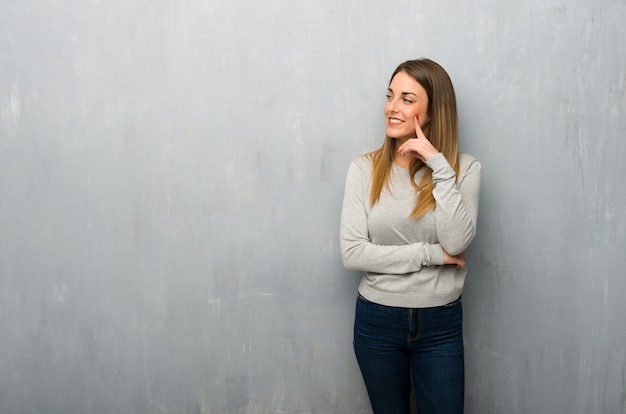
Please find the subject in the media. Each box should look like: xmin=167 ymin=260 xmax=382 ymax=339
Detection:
xmin=368 ymin=58 xmax=460 ymax=219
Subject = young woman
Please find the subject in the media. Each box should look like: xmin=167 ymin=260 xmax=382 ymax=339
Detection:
xmin=340 ymin=58 xmax=481 ymax=413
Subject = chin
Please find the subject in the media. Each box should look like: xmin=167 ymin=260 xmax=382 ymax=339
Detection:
xmin=386 ymin=129 xmax=411 ymax=140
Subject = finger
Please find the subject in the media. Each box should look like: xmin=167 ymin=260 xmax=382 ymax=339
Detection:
xmin=414 ymin=115 xmax=426 ymax=140
xmin=396 ymin=142 xmax=404 ymax=155
xmin=396 ymin=140 xmax=410 ymax=155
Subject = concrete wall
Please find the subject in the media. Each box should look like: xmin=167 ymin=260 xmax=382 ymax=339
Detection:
xmin=1 ymin=0 xmax=624 ymax=412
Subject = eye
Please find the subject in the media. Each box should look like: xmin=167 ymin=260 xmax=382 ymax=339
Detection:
xmin=385 ymin=94 xmax=392 ymax=100
xmin=403 ymin=98 xmax=413 ymax=104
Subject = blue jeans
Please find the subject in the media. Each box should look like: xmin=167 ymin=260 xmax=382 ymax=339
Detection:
xmin=353 ymin=295 xmax=464 ymax=414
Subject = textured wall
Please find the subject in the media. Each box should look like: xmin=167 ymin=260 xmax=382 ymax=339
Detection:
xmin=0 ymin=0 xmax=624 ymax=413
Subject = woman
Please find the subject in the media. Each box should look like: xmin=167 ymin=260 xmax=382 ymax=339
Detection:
xmin=340 ymin=58 xmax=481 ymax=413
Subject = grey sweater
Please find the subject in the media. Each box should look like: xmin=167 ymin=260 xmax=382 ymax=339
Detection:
xmin=340 ymin=152 xmax=481 ymax=308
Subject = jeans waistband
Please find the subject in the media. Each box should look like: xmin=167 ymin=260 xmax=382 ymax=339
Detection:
xmin=358 ymin=293 xmax=462 ymax=309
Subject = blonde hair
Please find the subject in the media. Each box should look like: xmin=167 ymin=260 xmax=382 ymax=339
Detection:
xmin=368 ymin=58 xmax=460 ymax=219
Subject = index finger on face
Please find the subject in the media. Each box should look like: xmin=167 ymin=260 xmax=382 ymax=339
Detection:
xmin=414 ymin=115 xmax=425 ymax=139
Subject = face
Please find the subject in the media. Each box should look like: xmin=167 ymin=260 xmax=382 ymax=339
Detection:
xmin=384 ymin=71 xmax=429 ymax=141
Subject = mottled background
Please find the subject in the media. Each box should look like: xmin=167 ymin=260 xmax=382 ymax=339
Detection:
xmin=0 ymin=0 xmax=624 ymax=413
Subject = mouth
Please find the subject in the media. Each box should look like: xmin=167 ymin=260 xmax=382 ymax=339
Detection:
xmin=387 ymin=117 xmax=404 ymax=125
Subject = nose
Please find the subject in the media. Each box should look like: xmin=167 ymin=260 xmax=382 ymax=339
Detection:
xmin=385 ymin=98 xmax=398 ymax=114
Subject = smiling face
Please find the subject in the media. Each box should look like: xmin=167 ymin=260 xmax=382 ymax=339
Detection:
xmin=384 ymin=71 xmax=430 ymax=141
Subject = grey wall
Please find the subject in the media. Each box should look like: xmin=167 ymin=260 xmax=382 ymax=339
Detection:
xmin=1 ymin=0 xmax=625 ymax=413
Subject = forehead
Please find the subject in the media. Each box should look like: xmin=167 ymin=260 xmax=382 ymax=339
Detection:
xmin=388 ymin=71 xmax=426 ymax=96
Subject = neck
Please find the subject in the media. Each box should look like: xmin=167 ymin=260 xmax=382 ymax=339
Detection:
xmin=394 ymin=153 xmax=414 ymax=170
xmin=392 ymin=138 xmax=415 ymax=170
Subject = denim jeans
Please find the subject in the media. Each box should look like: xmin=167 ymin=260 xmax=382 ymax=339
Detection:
xmin=353 ymin=295 xmax=464 ymax=414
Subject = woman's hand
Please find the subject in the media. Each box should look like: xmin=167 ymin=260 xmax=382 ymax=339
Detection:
xmin=396 ymin=115 xmax=440 ymax=162
xmin=443 ymin=250 xmax=466 ymax=269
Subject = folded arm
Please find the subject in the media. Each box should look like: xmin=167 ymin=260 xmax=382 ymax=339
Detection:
xmin=339 ymin=160 xmax=445 ymax=274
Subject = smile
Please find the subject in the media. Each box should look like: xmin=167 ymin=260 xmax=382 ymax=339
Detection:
xmin=388 ymin=117 xmax=404 ymax=125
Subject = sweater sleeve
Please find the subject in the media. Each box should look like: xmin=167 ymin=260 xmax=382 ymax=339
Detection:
xmin=339 ymin=159 xmax=445 ymax=274
xmin=426 ymin=153 xmax=481 ymax=256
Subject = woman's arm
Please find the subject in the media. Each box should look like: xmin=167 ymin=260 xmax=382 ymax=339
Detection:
xmin=427 ymin=153 xmax=481 ymax=255
xmin=396 ymin=117 xmax=481 ymax=256
xmin=339 ymin=160 xmax=445 ymax=274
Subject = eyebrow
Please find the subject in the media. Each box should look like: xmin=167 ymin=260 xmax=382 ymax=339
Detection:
xmin=387 ymin=88 xmax=418 ymax=97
